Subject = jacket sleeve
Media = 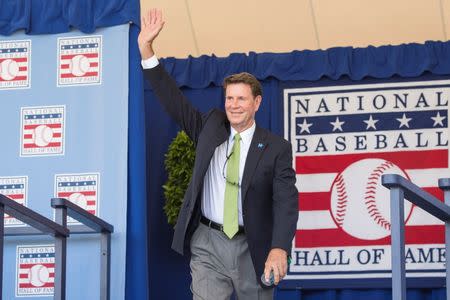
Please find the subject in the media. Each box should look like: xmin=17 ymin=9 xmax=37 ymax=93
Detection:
xmin=271 ymin=141 xmax=299 ymax=254
xmin=143 ymin=64 xmax=204 ymax=145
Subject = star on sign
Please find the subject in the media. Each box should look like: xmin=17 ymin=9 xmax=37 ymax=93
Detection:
xmin=298 ymin=118 xmax=313 ymax=134
xmin=396 ymin=113 xmax=412 ymax=128
xmin=330 ymin=117 xmax=345 ymax=132
xmin=364 ymin=115 xmax=379 ymax=130
xmin=431 ymin=112 xmax=446 ymax=127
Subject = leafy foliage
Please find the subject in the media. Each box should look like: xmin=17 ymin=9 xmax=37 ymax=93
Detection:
xmin=162 ymin=131 xmax=195 ymax=227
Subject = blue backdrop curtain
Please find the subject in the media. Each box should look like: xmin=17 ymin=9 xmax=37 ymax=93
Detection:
xmin=0 ymin=1 xmax=148 ymax=299
xmin=146 ymin=41 xmax=450 ymax=300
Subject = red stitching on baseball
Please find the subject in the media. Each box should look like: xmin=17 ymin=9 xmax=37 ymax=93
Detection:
xmin=335 ymin=174 xmax=348 ymax=226
xmin=364 ymin=161 xmax=394 ymax=230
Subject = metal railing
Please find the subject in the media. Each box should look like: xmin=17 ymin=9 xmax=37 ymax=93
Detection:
xmin=0 ymin=194 xmax=69 ymax=299
xmin=382 ymin=174 xmax=450 ymax=300
xmin=51 ymin=198 xmax=114 ymax=300
xmin=0 ymin=194 xmax=114 ymax=300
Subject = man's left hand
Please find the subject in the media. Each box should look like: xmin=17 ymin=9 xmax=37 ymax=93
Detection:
xmin=263 ymin=248 xmax=287 ymax=285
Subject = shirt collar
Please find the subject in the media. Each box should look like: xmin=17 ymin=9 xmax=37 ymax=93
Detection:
xmin=229 ymin=122 xmax=256 ymax=146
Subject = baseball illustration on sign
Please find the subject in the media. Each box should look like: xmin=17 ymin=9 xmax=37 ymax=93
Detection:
xmin=28 ymin=264 xmax=51 ymax=287
xmin=330 ymin=158 xmax=413 ymax=240
xmin=32 ymin=124 xmax=55 ymax=147
xmin=0 ymin=59 xmax=19 ymax=80
xmin=55 ymin=173 xmax=100 ymax=224
xmin=69 ymin=54 xmax=91 ymax=77
xmin=68 ymin=192 xmax=89 ymax=209
xmin=16 ymin=245 xmax=55 ymax=297
xmin=57 ymin=36 xmax=102 ymax=86
xmin=284 ymin=80 xmax=449 ymax=281
xmin=0 ymin=40 xmax=31 ymax=90
xmin=20 ymin=105 xmax=65 ymax=156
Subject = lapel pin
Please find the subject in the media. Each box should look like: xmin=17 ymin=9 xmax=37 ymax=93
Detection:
xmin=257 ymin=143 xmax=264 ymax=149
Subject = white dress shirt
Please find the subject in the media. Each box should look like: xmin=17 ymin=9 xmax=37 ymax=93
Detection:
xmin=142 ymin=55 xmax=255 ymax=226
xmin=141 ymin=55 xmax=159 ymax=69
xmin=201 ymin=124 xmax=255 ymax=226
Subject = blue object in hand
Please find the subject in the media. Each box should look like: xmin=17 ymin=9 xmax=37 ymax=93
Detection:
xmin=261 ymin=271 xmax=275 ymax=286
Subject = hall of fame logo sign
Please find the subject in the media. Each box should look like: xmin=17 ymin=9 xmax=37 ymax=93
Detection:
xmin=55 ymin=173 xmax=100 ymax=224
xmin=16 ymin=245 xmax=55 ymax=297
xmin=20 ymin=105 xmax=65 ymax=156
xmin=57 ymin=36 xmax=102 ymax=86
xmin=0 ymin=176 xmax=27 ymax=227
xmin=0 ymin=40 xmax=31 ymax=90
xmin=283 ymin=80 xmax=449 ymax=282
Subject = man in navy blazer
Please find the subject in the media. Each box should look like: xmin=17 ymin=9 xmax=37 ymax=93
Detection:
xmin=139 ymin=9 xmax=298 ymax=300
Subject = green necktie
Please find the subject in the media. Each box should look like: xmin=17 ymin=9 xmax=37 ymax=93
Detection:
xmin=223 ymin=133 xmax=241 ymax=239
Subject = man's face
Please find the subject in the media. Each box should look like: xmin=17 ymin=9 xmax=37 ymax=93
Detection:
xmin=225 ymin=83 xmax=262 ymax=132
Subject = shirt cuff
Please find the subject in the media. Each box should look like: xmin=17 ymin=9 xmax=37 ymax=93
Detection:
xmin=141 ymin=55 xmax=159 ymax=69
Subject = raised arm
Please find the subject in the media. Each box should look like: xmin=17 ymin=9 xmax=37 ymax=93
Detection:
xmin=138 ymin=9 xmax=165 ymax=60
xmin=138 ymin=9 xmax=204 ymax=144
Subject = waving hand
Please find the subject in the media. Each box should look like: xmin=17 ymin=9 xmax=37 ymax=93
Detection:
xmin=138 ymin=9 xmax=165 ymax=59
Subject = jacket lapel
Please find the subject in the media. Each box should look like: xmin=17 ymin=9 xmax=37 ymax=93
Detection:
xmin=196 ymin=120 xmax=230 ymax=182
xmin=241 ymin=126 xmax=268 ymax=202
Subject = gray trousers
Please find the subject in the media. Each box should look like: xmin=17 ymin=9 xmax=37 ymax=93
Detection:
xmin=190 ymin=223 xmax=273 ymax=300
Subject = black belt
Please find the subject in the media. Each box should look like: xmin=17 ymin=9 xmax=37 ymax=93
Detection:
xmin=200 ymin=216 xmax=245 ymax=235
